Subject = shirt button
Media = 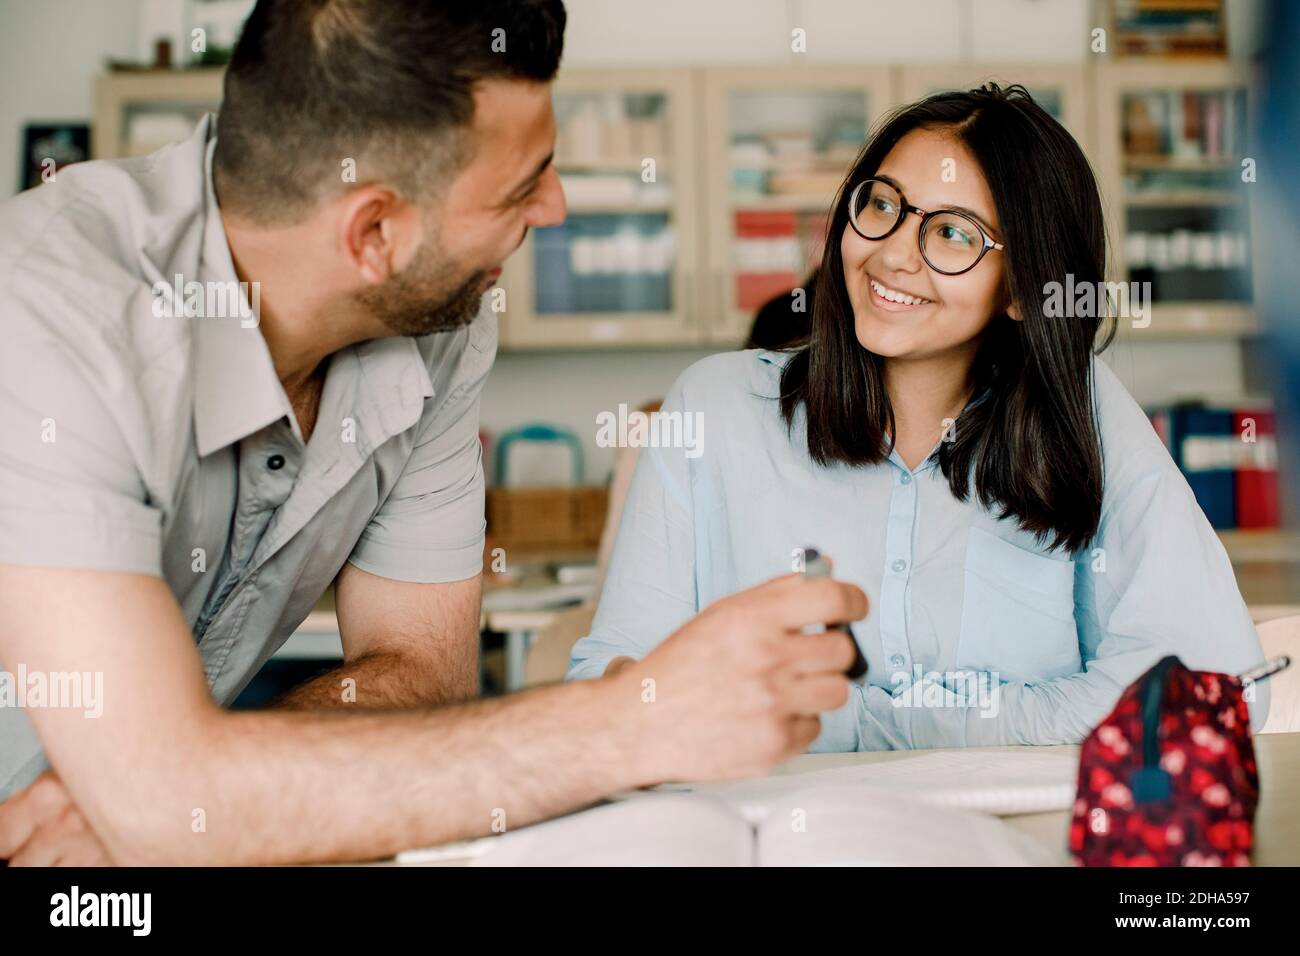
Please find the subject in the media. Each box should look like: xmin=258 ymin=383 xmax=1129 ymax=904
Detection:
xmin=891 ymin=558 xmax=907 ymax=573
xmin=900 ymin=473 xmax=912 ymax=485
xmin=890 ymin=654 xmax=905 ymax=669
xmin=266 ymin=454 xmax=286 ymax=471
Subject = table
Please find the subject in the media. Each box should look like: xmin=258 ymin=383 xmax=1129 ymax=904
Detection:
xmin=485 ymin=609 xmax=567 ymax=692
xmin=480 ymin=550 xmax=597 ymax=691
xmin=768 ymin=732 xmax=1300 ymax=866
xmin=385 ymin=732 xmax=1300 ymax=866
xmin=269 ymin=550 xmax=598 ymax=687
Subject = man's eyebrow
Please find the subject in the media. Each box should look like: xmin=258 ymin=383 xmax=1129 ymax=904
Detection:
xmin=874 ymin=172 xmax=998 ymax=234
xmin=505 ymin=151 xmax=554 ymax=200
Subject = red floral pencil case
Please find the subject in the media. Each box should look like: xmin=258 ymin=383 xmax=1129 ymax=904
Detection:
xmin=1069 ymin=655 xmax=1259 ymax=866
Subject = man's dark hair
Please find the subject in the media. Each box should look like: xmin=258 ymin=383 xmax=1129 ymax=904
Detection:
xmin=780 ymin=84 xmax=1113 ymax=553
xmin=213 ymin=0 xmax=566 ymax=223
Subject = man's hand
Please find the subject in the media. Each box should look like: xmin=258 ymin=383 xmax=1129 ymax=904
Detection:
xmin=613 ymin=572 xmax=867 ymax=785
xmin=0 ymin=772 xmax=111 ymax=866
xmin=0 ymin=563 xmax=862 ymax=865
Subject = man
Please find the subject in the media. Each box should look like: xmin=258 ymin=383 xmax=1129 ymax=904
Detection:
xmin=0 ymin=0 xmax=862 ymax=865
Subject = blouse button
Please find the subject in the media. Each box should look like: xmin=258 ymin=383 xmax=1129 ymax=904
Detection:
xmin=891 ymin=558 xmax=907 ymax=573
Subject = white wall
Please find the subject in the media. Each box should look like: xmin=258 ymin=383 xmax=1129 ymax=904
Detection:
xmin=479 ymin=347 xmax=718 ymax=484
xmin=111 ymin=0 xmax=1275 ymax=69
xmin=560 ymin=0 xmax=1092 ymax=64
xmin=136 ymin=0 xmax=251 ymax=62
xmin=0 ymin=0 xmax=139 ymax=196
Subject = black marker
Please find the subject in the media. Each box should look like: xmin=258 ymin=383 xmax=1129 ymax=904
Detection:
xmin=801 ymin=547 xmax=868 ymax=680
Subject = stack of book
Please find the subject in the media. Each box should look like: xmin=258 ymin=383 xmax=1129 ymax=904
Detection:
xmin=733 ymin=210 xmax=801 ymax=310
xmin=1122 ymin=89 xmax=1241 ymax=161
xmin=1147 ymin=404 xmax=1280 ymax=529
xmin=1113 ymin=0 xmax=1227 ymax=59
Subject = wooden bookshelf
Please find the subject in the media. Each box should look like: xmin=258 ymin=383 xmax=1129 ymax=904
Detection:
xmin=93 ymin=68 xmax=225 ymax=160
xmin=1094 ymin=61 xmax=1259 ymax=345
xmin=92 ymin=62 xmax=1263 ymax=353
xmin=1219 ymin=530 xmax=1300 ymax=564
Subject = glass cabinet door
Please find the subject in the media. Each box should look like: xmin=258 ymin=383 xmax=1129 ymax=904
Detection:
xmin=1119 ymin=86 xmax=1252 ymax=311
xmin=702 ymin=67 xmax=896 ymax=346
xmin=500 ymin=69 xmax=700 ymax=349
xmin=1097 ymin=63 xmax=1257 ymax=337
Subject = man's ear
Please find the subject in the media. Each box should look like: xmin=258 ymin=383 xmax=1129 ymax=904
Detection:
xmin=336 ymin=185 xmax=420 ymax=286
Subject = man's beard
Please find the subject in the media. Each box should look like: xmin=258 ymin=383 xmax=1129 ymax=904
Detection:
xmin=357 ymin=235 xmax=490 ymax=337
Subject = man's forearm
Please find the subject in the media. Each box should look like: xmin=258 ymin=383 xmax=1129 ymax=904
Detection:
xmin=272 ymin=647 xmax=478 ymax=710
xmin=106 ymin=672 xmax=648 ymax=866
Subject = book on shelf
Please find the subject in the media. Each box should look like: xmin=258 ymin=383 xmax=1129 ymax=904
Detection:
xmin=733 ymin=209 xmax=799 ymax=310
xmin=1147 ymin=401 xmax=1281 ymax=530
xmin=1234 ymin=410 xmax=1281 ymax=529
xmin=1123 ymin=89 xmax=1241 ymax=161
xmin=1113 ymin=1 xmax=1228 ymax=59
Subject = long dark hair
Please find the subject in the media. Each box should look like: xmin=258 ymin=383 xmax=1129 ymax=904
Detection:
xmin=779 ymin=84 xmax=1113 ymax=553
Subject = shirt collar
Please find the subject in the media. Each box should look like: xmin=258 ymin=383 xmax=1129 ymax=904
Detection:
xmin=193 ymin=122 xmax=294 ymax=457
xmin=353 ymin=336 xmax=437 ymax=440
xmin=190 ymin=116 xmax=436 ymax=459
xmin=760 ymin=348 xmax=946 ymax=476
xmin=756 ymin=348 xmax=793 ymax=368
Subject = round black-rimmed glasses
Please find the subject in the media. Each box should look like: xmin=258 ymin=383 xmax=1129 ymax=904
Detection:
xmin=847 ymin=178 xmax=1004 ymax=276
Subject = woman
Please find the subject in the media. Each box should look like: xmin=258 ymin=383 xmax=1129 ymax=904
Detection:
xmin=567 ymin=85 xmax=1270 ymax=750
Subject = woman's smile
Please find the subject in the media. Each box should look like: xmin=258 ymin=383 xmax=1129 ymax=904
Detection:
xmin=867 ymin=273 xmax=935 ymax=312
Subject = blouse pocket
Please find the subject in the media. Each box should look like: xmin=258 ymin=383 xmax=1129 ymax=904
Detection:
xmin=956 ymin=526 xmax=1082 ymax=685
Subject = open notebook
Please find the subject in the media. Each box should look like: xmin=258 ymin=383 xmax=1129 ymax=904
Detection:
xmin=648 ymin=749 xmax=1079 ymax=817
xmin=397 ymin=750 xmax=1076 ymax=866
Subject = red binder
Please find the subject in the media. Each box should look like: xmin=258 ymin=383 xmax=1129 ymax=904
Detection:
xmin=1233 ymin=410 xmax=1279 ymax=529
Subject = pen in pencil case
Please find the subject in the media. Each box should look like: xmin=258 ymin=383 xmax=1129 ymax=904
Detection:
xmin=1238 ymin=656 xmax=1291 ymax=685
xmin=800 ymin=547 xmax=869 ymax=680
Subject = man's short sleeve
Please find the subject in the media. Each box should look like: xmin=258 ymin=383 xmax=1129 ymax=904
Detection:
xmin=0 ymin=302 xmax=161 ymax=575
xmin=345 ymin=315 xmax=494 ymax=584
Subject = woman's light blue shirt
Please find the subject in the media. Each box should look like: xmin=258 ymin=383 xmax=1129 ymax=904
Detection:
xmin=567 ymin=349 xmax=1271 ymax=750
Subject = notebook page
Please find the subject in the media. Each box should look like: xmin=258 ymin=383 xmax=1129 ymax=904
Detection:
xmin=754 ymin=785 xmax=1062 ymax=867
xmin=649 ymin=750 xmax=1077 ymax=823
xmin=470 ymin=794 xmax=754 ymax=866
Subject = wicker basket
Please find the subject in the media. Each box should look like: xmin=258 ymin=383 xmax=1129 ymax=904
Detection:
xmin=487 ymin=486 xmax=609 ymax=552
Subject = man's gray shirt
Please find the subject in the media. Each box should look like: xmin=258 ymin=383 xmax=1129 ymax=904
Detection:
xmin=0 ymin=117 xmax=495 ymax=798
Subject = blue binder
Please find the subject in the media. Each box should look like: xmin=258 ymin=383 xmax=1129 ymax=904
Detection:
xmin=1170 ymin=405 xmax=1236 ymax=529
